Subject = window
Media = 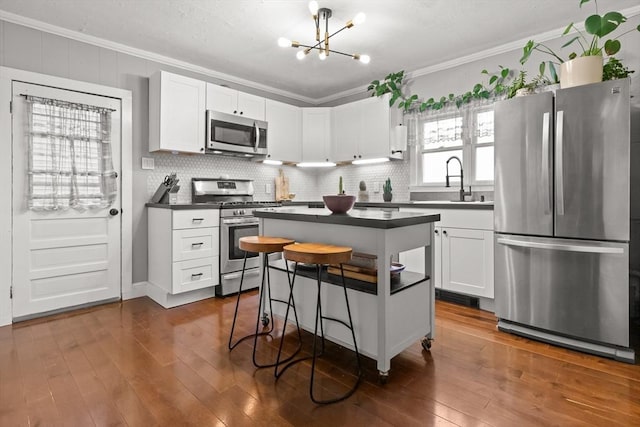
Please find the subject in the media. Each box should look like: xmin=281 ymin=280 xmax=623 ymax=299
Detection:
xmin=26 ymin=96 xmax=117 ymax=210
xmin=413 ymin=105 xmax=494 ymax=189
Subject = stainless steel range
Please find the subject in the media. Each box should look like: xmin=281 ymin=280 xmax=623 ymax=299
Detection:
xmin=192 ymin=178 xmax=280 ymax=296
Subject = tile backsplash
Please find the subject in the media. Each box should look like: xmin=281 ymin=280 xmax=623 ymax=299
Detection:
xmin=315 ymin=158 xmax=411 ymax=202
xmin=147 ymin=153 xmax=318 ymax=203
xmin=146 ymin=153 xmax=412 ymax=204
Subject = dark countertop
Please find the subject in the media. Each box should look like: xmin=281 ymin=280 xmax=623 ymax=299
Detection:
xmin=145 ymin=200 xmax=493 ymax=210
xmin=284 ymin=200 xmax=494 ymax=210
xmin=146 ymin=201 xmax=493 ymax=211
xmin=254 ymin=207 xmax=440 ymax=229
xmin=146 ymin=202 xmax=222 ymax=209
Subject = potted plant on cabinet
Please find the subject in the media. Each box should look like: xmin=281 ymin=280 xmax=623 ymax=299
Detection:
xmin=520 ymin=0 xmax=639 ymax=88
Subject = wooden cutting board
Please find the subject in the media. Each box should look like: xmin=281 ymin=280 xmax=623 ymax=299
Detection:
xmin=275 ymin=169 xmax=290 ymax=201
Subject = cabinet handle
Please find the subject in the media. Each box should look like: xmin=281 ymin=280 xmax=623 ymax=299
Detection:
xmin=191 ymin=242 xmax=204 ymax=247
xmin=240 ymin=111 xmax=243 ymax=115
xmin=192 ymin=218 xmax=204 ymax=222
xmin=191 ymin=273 xmax=203 ymax=278
xmin=233 ymin=110 xmax=237 ymax=114
xmin=434 ymin=229 xmax=439 ymax=235
xmin=353 ymin=155 xmax=357 ymax=159
xmin=442 ymin=230 xmax=448 ymax=236
xmin=358 ymin=155 xmax=362 ymax=158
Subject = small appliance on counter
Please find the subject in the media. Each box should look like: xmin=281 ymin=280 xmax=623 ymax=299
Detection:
xmin=151 ymin=172 xmax=180 ymax=204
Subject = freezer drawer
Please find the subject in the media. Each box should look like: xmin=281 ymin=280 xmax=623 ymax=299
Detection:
xmin=495 ymin=233 xmax=629 ymax=347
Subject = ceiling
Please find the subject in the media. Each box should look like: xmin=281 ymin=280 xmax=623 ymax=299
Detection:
xmin=0 ymin=0 xmax=638 ymax=103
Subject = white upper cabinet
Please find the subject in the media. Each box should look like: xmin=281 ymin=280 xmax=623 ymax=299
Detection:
xmin=205 ymin=83 xmax=266 ymax=121
xmin=265 ymin=99 xmax=302 ymax=163
xmin=302 ymin=108 xmax=332 ymax=163
xmin=149 ymin=71 xmax=206 ymax=154
xmin=332 ymin=102 xmax=360 ymax=162
xmin=332 ymin=94 xmax=401 ymax=163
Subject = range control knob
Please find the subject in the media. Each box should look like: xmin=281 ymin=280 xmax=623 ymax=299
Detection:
xmin=233 ymin=210 xmax=239 ymax=216
xmin=240 ymin=209 xmax=246 ymax=215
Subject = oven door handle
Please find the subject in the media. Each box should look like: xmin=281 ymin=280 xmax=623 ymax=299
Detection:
xmin=221 ymin=218 xmax=260 ymax=225
xmin=223 ymin=269 xmax=261 ymax=280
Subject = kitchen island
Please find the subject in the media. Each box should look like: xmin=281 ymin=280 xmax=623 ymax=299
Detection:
xmin=254 ymin=207 xmax=440 ymax=380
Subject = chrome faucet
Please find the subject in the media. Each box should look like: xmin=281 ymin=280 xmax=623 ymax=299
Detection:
xmin=445 ymin=156 xmax=472 ymax=201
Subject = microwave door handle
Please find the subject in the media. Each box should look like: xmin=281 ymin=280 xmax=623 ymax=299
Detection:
xmin=254 ymin=123 xmax=259 ymax=152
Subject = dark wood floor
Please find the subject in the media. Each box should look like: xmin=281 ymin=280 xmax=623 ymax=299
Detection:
xmin=1 ymin=293 xmax=640 ymax=426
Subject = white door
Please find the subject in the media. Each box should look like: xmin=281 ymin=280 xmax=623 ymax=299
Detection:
xmin=12 ymin=82 xmax=121 ymax=319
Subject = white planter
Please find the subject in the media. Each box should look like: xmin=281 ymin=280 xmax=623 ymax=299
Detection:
xmin=560 ymin=56 xmax=603 ymax=88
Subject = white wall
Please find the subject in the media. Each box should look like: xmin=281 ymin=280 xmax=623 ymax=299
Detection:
xmin=0 ymin=20 xmax=319 ymax=284
xmin=3 ymin=12 xmax=640 ymax=284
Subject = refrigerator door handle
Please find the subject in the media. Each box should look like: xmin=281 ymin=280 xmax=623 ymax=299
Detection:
xmin=556 ymin=110 xmax=565 ymax=215
xmin=542 ymin=112 xmax=551 ymax=214
xmin=496 ymin=237 xmax=624 ymax=254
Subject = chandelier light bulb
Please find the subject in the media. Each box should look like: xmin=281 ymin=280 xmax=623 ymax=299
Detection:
xmin=308 ymin=1 xmax=319 ymax=15
xmin=352 ymin=12 xmax=366 ymax=26
xmin=318 ymin=51 xmax=327 ymax=60
xmin=359 ymin=54 xmax=370 ymax=64
xmin=278 ymin=37 xmax=291 ymax=48
xmin=296 ymin=50 xmax=307 ymax=60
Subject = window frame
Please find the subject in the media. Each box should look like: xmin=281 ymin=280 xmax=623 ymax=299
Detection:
xmin=410 ymin=103 xmax=495 ymax=192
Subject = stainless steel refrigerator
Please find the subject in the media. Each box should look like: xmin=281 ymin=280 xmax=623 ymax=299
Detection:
xmin=494 ymin=79 xmax=634 ymax=363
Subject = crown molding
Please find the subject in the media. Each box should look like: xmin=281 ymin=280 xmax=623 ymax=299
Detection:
xmin=0 ymin=10 xmax=318 ymax=105
xmin=2 ymin=5 xmax=639 ymax=106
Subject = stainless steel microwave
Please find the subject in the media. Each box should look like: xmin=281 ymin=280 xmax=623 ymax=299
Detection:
xmin=205 ymin=110 xmax=268 ymax=157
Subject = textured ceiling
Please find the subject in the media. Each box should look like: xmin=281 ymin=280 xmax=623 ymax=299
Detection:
xmin=0 ymin=0 xmax=638 ymax=102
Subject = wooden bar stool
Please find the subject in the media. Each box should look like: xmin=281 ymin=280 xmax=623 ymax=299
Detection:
xmin=228 ymin=236 xmax=302 ymax=369
xmin=275 ymin=242 xmax=363 ymax=404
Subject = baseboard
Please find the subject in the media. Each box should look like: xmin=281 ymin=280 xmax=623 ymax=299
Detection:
xmin=123 ymin=281 xmax=148 ymax=300
xmin=435 ymin=289 xmax=480 ymax=309
xmin=146 ymin=280 xmax=215 ymax=308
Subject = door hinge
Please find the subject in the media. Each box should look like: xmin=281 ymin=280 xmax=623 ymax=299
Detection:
xmin=10 ymin=285 xmax=13 ymax=299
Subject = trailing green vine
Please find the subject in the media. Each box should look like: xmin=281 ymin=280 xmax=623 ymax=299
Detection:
xmin=368 ymin=68 xmax=516 ymax=112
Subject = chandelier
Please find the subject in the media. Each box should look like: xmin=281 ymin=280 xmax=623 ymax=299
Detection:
xmin=278 ymin=1 xmax=370 ymax=64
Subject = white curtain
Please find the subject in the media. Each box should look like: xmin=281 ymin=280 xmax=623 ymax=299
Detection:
xmin=25 ymin=96 xmax=117 ymax=210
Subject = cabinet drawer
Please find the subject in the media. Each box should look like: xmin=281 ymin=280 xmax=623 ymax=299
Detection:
xmin=173 ymin=210 xmax=219 ymax=230
xmin=172 ymin=228 xmax=219 ymax=261
xmin=172 ymin=257 xmax=219 ymax=294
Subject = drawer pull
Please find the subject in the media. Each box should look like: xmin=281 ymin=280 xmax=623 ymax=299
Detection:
xmin=191 ymin=273 xmax=203 ymax=278
xmin=191 ymin=242 xmax=204 ymax=247
xmin=192 ymin=218 xmax=204 ymax=222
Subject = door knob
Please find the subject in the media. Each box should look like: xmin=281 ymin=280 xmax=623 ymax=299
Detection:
xmin=109 ymin=208 xmax=119 ymax=216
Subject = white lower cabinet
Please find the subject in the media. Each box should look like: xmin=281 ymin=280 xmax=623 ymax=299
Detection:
xmin=439 ymin=226 xmax=494 ymax=298
xmin=147 ymin=208 xmax=220 ymax=308
xmin=400 ymin=208 xmax=494 ymax=299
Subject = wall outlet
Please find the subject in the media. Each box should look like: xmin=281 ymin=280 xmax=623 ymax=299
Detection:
xmin=373 ymin=182 xmax=380 ymax=193
xmin=265 ymin=183 xmax=272 ymax=194
xmin=141 ymin=157 xmax=155 ymax=170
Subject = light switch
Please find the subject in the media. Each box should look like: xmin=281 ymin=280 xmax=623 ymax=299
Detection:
xmin=265 ymin=183 xmax=272 ymax=194
xmin=141 ymin=157 xmax=155 ymax=170
xmin=373 ymin=182 xmax=380 ymax=193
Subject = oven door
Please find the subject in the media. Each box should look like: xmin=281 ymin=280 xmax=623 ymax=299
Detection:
xmin=206 ymin=110 xmax=267 ymax=156
xmin=220 ymin=216 xmax=260 ymax=273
